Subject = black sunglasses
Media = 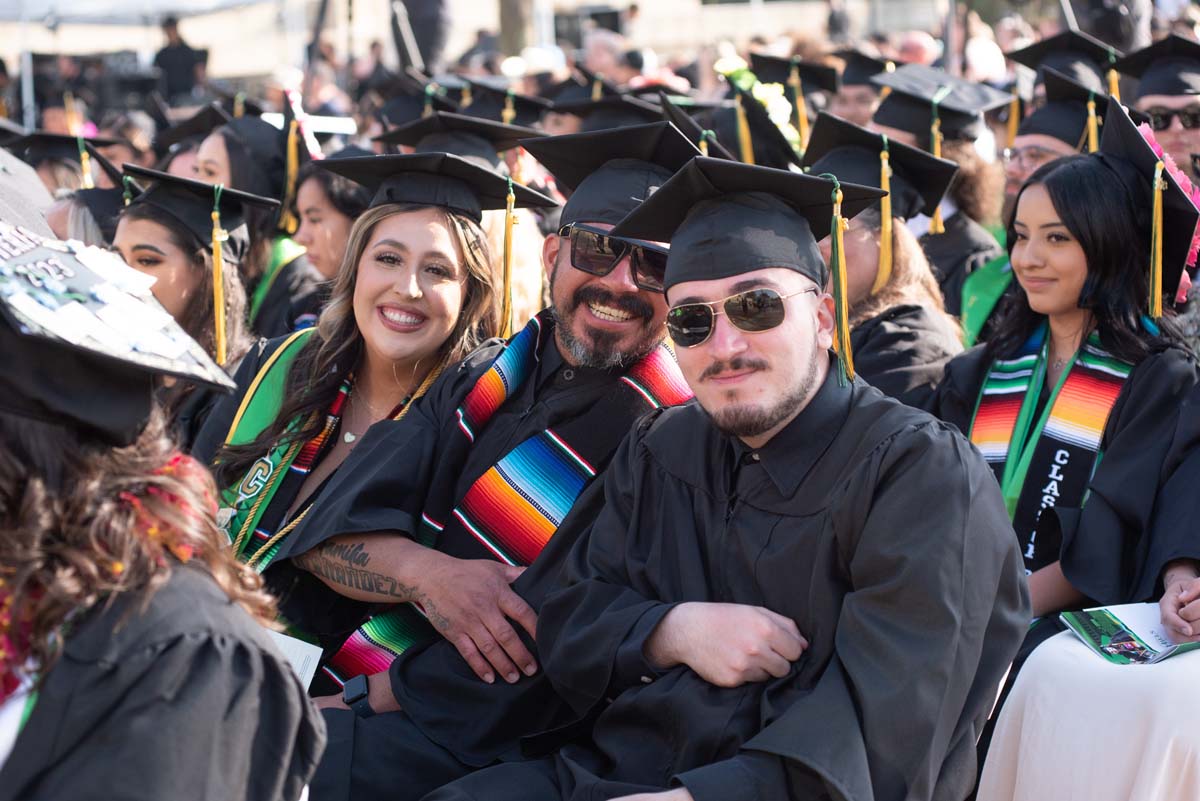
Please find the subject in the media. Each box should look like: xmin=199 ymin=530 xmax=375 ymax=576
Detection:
xmin=558 ymin=223 xmax=668 ymax=292
xmin=1146 ymin=107 xmax=1200 ymax=132
xmin=666 ymin=288 xmax=818 ymax=348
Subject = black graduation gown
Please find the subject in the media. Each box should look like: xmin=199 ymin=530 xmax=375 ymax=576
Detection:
xmin=164 ymin=349 xmax=246 ymax=452
xmin=849 ymin=303 xmax=962 ymax=408
xmin=919 ymin=212 xmax=1003 ymax=318
xmin=430 ymin=363 xmax=1030 ymax=801
xmin=250 ymin=253 xmax=327 ymax=339
xmin=0 ymin=563 xmax=326 ymax=801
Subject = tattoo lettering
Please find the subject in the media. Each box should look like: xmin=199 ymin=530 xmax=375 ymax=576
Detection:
xmin=297 ymin=550 xmax=414 ymax=601
xmin=323 ymin=540 xmax=371 ymax=567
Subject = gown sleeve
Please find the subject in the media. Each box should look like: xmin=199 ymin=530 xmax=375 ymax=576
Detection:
xmin=189 ymin=337 xmax=271 ymax=465
xmin=1140 ymin=386 xmax=1200 ymax=596
xmin=850 ymin=306 xmax=963 ymax=409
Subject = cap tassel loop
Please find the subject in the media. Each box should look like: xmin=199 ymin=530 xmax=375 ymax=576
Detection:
xmin=874 ymin=143 xmax=893 ymax=296
xmin=827 ymin=179 xmax=855 ymax=384
xmin=735 ymin=94 xmax=755 ymax=165
xmin=500 ymin=177 xmax=516 ymax=338
xmin=422 ymin=85 xmax=436 ymax=117
xmin=76 ymin=136 xmax=95 ymax=190
xmin=502 ymin=91 xmax=517 ymax=125
xmin=699 ymin=128 xmax=717 ymax=156
xmin=928 ymin=85 xmax=952 ymax=236
xmin=1086 ymin=93 xmax=1100 ymax=153
xmin=1106 ymin=49 xmax=1121 ymax=103
xmin=1006 ymin=88 xmax=1020 ymax=150
xmin=788 ymin=63 xmax=810 ymax=150
xmin=1150 ymin=161 xmax=1165 ymax=318
xmin=210 ymin=184 xmax=229 ymax=366
xmin=278 ymin=119 xmax=301 ymax=234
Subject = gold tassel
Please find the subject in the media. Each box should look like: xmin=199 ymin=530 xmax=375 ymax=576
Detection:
xmin=831 ymin=186 xmax=855 ymax=381
xmin=76 ymin=137 xmax=95 ymax=190
xmin=1006 ymin=88 xmax=1020 ymax=150
xmin=788 ymin=63 xmax=809 ymax=149
xmin=735 ymin=94 xmax=755 ymax=165
xmin=1150 ymin=161 xmax=1165 ymax=318
xmin=1086 ymin=95 xmax=1100 ymax=153
xmin=879 ymin=60 xmax=896 ymax=99
xmin=460 ymin=84 xmax=473 ymax=109
xmin=699 ymin=137 xmax=709 ymax=156
xmin=64 ymin=91 xmax=80 ymax=135
xmin=591 ymin=74 xmax=604 ymax=101
xmin=210 ymin=185 xmax=229 ymax=366
xmin=234 ymin=92 xmax=246 ymax=118
xmin=874 ymin=146 xmax=893 ymax=295
xmin=502 ymin=91 xmax=516 ymax=125
xmin=928 ymin=117 xmax=945 ymax=234
xmin=1107 ymin=68 xmax=1121 ymax=103
xmin=500 ymin=178 xmax=516 ymax=338
xmin=277 ymin=119 xmax=301 ymax=234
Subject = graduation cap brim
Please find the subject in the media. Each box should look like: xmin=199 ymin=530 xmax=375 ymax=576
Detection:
xmin=519 ymin=121 xmax=701 ymax=192
xmin=5 ymin=133 xmax=120 ymax=166
xmin=871 ymin=64 xmax=1011 ymax=116
xmin=659 ymin=93 xmax=737 ymax=161
xmin=0 ymin=117 xmax=27 ymax=147
xmin=1020 ymin=67 xmax=1149 ymax=146
xmin=84 ymin=141 xmax=137 ymax=191
xmin=122 ymin=164 xmax=279 ymax=248
xmin=1099 ymin=103 xmax=1200 ymax=298
xmin=460 ymin=79 xmax=553 ymax=126
xmin=720 ymin=84 xmax=802 ymax=168
xmin=1006 ymin=30 xmax=1118 ymax=77
xmin=210 ymin=86 xmax=267 ymax=117
xmin=1114 ymin=33 xmax=1200 ymax=98
xmin=801 ymin=112 xmax=958 ymax=219
xmin=549 ymin=93 xmax=661 ymax=117
xmin=154 ymin=102 xmax=233 ymax=154
xmin=374 ymin=111 xmax=543 ymax=152
xmin=749 ymin=53 xmax=841 ymax=94
xmin=833 ymin=50 xmax=893 ymax=87
xmin=316 ymin=152 xmax=557 ymax=222
xmin=573 ymin=66 xmax=622 ymax=97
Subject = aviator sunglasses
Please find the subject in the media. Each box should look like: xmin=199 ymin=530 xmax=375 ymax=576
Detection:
xmin=666 ymin=288 xmax=818 ymax=348
xmin=1146 ymin=106 xmax=1200 ymax=132
xmin=558 ymin=223 xmax=668 ymax=292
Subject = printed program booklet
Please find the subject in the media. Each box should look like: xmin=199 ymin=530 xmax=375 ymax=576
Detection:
xmin=1061 ymin=602 xmax=1200 ymax=665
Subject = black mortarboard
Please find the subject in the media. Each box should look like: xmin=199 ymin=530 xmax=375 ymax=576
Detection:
xmin=660 ymin=93 xmax=736 ymax=160
xmin=220 ymin=115 xmax=311 ymax=233
xmin=77 ymin=143 xmax=142 ymax=243
xmin=459 ymin=80 xmax=552 ymax=127
xmin=408 ymin=70 xmax=471 ymax=106
xmin=1096 ymin=103 xmax=1200 ymax=316
xmin=377 ymin=74 xmax=458 ymax=128
xmin=550 ymin=93 xmax=663 ymax=132
xmin=749 ymin=53 xmax=841 ymax=94
xmin=545 ymin=67 xmax=622 ymax=105
xmin=871 ymin=64 xmax=1011 ymax=144
xmin=1006 ymin=29 xmax=1120 ymax=94
xmin=0 ymin=222 xmax=233 ymax=445
xmin=520 ymin=121 xmax=700 ymax=227
xmin=710 ymin=83 xmax=802 ymax=169
xmin=834 ymin=50 xmax=895 ymax=87
xmin=315 ymin=152 xmax=557 ymax=223
xmin=0 ymin=117 xmax=26 ymax=148
xmin=154 ymin=102 xmax=233 ymax=156
xmin=1115 ymin=34 xmax=1200 ymax=100
xmin=802 ymin=112 xmax=957 ymax=221
xmin=326 ymin=144 xmax=373 ymax=161
xmin=1018 ymin=67 xmax=1145 ymax=151
xmin=210 ymin=86 xmax=267 ymax=118
xmin=5 ymin=132 xmax=119 ymax=168
xmin=374 ymin=111 xmax=544 ymax=170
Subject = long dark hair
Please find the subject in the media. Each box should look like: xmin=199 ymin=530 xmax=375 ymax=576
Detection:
xmin=294 ymin=161 xmax=371 ymax=222
xmin=989 ymin=154 xmax=1186 ymax=363
xmin=212 ymin=127 xmax=275 ymax=283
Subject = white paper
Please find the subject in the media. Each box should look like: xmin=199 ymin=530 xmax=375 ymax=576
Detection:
xmin=267 ymin=630 xmax=323 ymax=689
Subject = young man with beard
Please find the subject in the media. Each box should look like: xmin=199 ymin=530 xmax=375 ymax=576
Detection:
xmin=293 ymin=121 xmax=699 ymax=801
xmin=423 ymin=157 xmax=1030 ymax=801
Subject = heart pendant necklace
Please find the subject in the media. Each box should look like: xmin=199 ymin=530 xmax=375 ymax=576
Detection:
xmin=343 ymin=430 xmax=357 ymax=444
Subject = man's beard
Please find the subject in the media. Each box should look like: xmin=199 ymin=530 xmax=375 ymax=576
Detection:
xmin=550 ymin=268 xmax=660 ymax=369
xmin=703 ymin=350 xmax=822 ymax=440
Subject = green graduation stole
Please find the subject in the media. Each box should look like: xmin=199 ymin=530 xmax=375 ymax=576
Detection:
xmin=969 ymin=325 xmax=1132 ymax=572
xmin=960 ymin=254 xmax=1014 ymax=347
xmin=248 ymin=235 xmax=308 ymax=326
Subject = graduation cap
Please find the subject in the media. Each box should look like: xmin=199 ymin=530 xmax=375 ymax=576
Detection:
xmin=121 ymin=165 xmax=279 ymax=365
xmin=1006 ymin=29 xmax=1121 ymax=96
xmin=153 ymin=102 xmax=233 ymax=156
xmin=710 ymin=83 xmax=802 ymax=170
xmin=660 ymin=92 xmax=736 ymax=160
xmin=5 ymin=132 xmax=119 ymax=171
xmin=210 ymin=86 xmax=267 ymax=118
xmin=0 ymin=117 xmax=26 ymax=148
xmin=0 ymin=221 xmax=234 ymax=446
xmin=610 ymin=156 xmax=885 ymax=380
xmin=550 ymin=93 xmax=663 ymax=132
xmin=76 ymin=143 xmax=142 ymax=243
xmin=220 ymin=114 xmax=310 ymax=233
xmin=1018 ymin=67 xmax=1144 ymax=153
xmin=802 ymin=112 xmax=958 ymax=294
xmin=519 ymin=121 xmax=701 ymax=227
xmin=1096 ymin=103 xmax=1200 ymax=318
xmin=871 ymin=64 xmax=1012 ymax=145
xmin=833 ymin=49 xmax=895 ymax=88
xmin=545 ymin=67 xmax=622 ymax=105
xmin=374 ymin=111 xmax=544 ymax=171
xmin=0 ymin=149 xmax=54 ymax=236
xmin=1115 ymin=34 xmax=1200 ymax=101
xmin=408 ymin=69 xmax=472 ymax=106
xmin=376 ymin=74 xmax=459 ymax=128
xmin=459 ymin=80 xmax=552 ymax=127
xmin=748 ymin=53 xmax=840 ymax=146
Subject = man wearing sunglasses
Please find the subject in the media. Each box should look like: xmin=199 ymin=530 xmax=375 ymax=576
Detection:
xmin=301 ymin=122 xmax=702 ymax=801
xmin=423 ymin=157 xmax=1029 ymax=801
xmin=1116 ymin=34 xmax=1200 ymax=181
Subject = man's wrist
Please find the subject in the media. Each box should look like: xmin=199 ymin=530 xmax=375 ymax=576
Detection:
xmin=645 ymin=603 xmax=688 ymax=670
xmin=367 ymin=670 xmax=401 ymax=714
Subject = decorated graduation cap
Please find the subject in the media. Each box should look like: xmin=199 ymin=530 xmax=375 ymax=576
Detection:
xmin=611 ymin=156 xmax=885 ymax=380
xmin=520 ymin=121 xmax=700 ymax=227
xmin=660 ymin=92 xmax=736 ymax=160
xmin=1095 ymin=103 xmax=1200 ymax=318
xmin=0 ymin=222 xmax=233 ymax=446
xmin=551 ymin=93 xmax=663 ymax=133
xmin=803 ymin=112 xmax=958 ymax=295
xmin=459 ymin=80 xmax=552 ymax=127
xmin=749 ymin=53 xmax=840 ymax=147
xmin=833 ymin=49 xmax=895 ymax=88
xmin=1115 ymin=34 xmax=1200 ymax=101
xmin=153 ymin=102 xmax=233 ymax=156
xmin=374 ymin=110 xmax=543 ymax=171
xmin=122 ymin=165 xmax=278 ymax=365
xmin=76 ymin=143 xmax=142 ymax=243
xmin=377 ymin=74 xmax=458 ymax=128
xmin=1006 ymin=29 xmax=1121 ymax=96
xmin=709 ymin=83 xmax=802 ymax=170
xmin=1019 ymin=67 xmax=1144 ymax=153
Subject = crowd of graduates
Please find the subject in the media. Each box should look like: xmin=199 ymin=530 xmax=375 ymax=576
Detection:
xmin=2 ymin=4 xmax=1200 ymax=800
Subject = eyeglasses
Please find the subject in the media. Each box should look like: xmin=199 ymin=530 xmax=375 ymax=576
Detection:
xmin=1146 ymin=107 xmax=1200 ymax=132
xmin=1002 ymin=145 xmax=1065 ymax=169
xmin=666 ymin=288 xmax=818 ymax=348
xmin=558 ymin=223 xmax=668 ymax=292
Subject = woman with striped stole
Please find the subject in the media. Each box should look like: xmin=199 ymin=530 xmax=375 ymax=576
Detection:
xmin=929 ymin=104 xmax=1200 ymax=664
xmin=193 ymin=152 xmax=555 ymax=696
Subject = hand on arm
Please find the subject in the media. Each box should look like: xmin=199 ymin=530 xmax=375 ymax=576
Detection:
xmin=1160 ymin=559 xmax=1200 ymax=642
xmin=643 ymin=602 xmax=808 ymax=688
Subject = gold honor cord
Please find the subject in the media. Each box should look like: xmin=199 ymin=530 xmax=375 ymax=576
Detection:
xmin=1150 ymin=161 xmax=1165 ymax=318
xmin=1006 ymin=87 xmax=1021 ymax=150
xmin=76 ymin=136 xmax=95 ymax=190
xmin=874 ymin=142 xmax=893 ymax=295
xmin=1086 ymin=94 xmax=1100 ymax=153
xmin=788 ymin=63 xmax=810 ymax=149
xmin=500 ymin=177 xmax=516 ymax=337
xmin=735 ymin=94 xmax=755 ymax=165
xmin=278 ymin=119 xmax=301 ymax=234
xmin=211 ymin=184 xmax=229 ymax=366
xmin=927 ymin=85 xmax=953 ymax=235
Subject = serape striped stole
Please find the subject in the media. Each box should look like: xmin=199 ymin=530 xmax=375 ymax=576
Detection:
xmin=323 ymin=312 xmax=692 ymax=684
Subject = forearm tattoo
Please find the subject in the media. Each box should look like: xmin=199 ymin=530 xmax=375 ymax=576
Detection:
xmin=295 ymin=541 xmax=416 ymax=601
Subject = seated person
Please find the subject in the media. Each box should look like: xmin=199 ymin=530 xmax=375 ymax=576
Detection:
xmin=424 ymin=156 xmax=1030 ymax=801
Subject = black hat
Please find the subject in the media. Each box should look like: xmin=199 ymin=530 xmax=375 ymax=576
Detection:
xmin=749 ymin=53 xmax=841 ymax=94
xmin=220 ymin=115 xmax=303 ymax=200
xmin=871 ymin=64 xmax=1011 ymax=144
xmin=153 ymin=102 xmax=233 ymax=156
xmin=376 ymin=74 xmax=459 ymax=128
xmin=659 ymin=93 xmax=736 ymax=160
xmin=520 ymin=121 xmax=700 ymax=227
xmin=709 ymin=83 xmax=802 ymax=169
xmin=5 ymin=132 xmax=119 ymax=168
xmin=551 ymin=93 xmax=664 ymax=132
xmin=76 ymin=143 xmax=142 ymax=243
xmin=1096 ymin=102 xmax=1200 ymax=316
xmin=375 ymin=111 xmax=544 ymax=170
xmin=210 ymin=86 xmax=267 ymax=118
xmin=325 ymin=144 xmax=374 ymax=161
xmin=0 ymin=222 xmax=233 ymax=446
xmin=1115 ymin=34 xmax=1200 ymax=100
xmin=459 ymin=80 xmax=552 ymax=127
xmin=1006 ymin=29 xmax=1120 ymax=94
xmin=544 ymin=67 xmax=622 ymax=105
xmin=0 ymin=117 xmax=26 ymax=148
xmin=315 ymin=152 xmax=557 ymax=224
xmin=833 ymin=50 xmax=895 ymax=88
xmin=1018 ymin=67 xmax=1145 ymax=151
xmin=802 ymin=112 xmax=958 ymax=221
